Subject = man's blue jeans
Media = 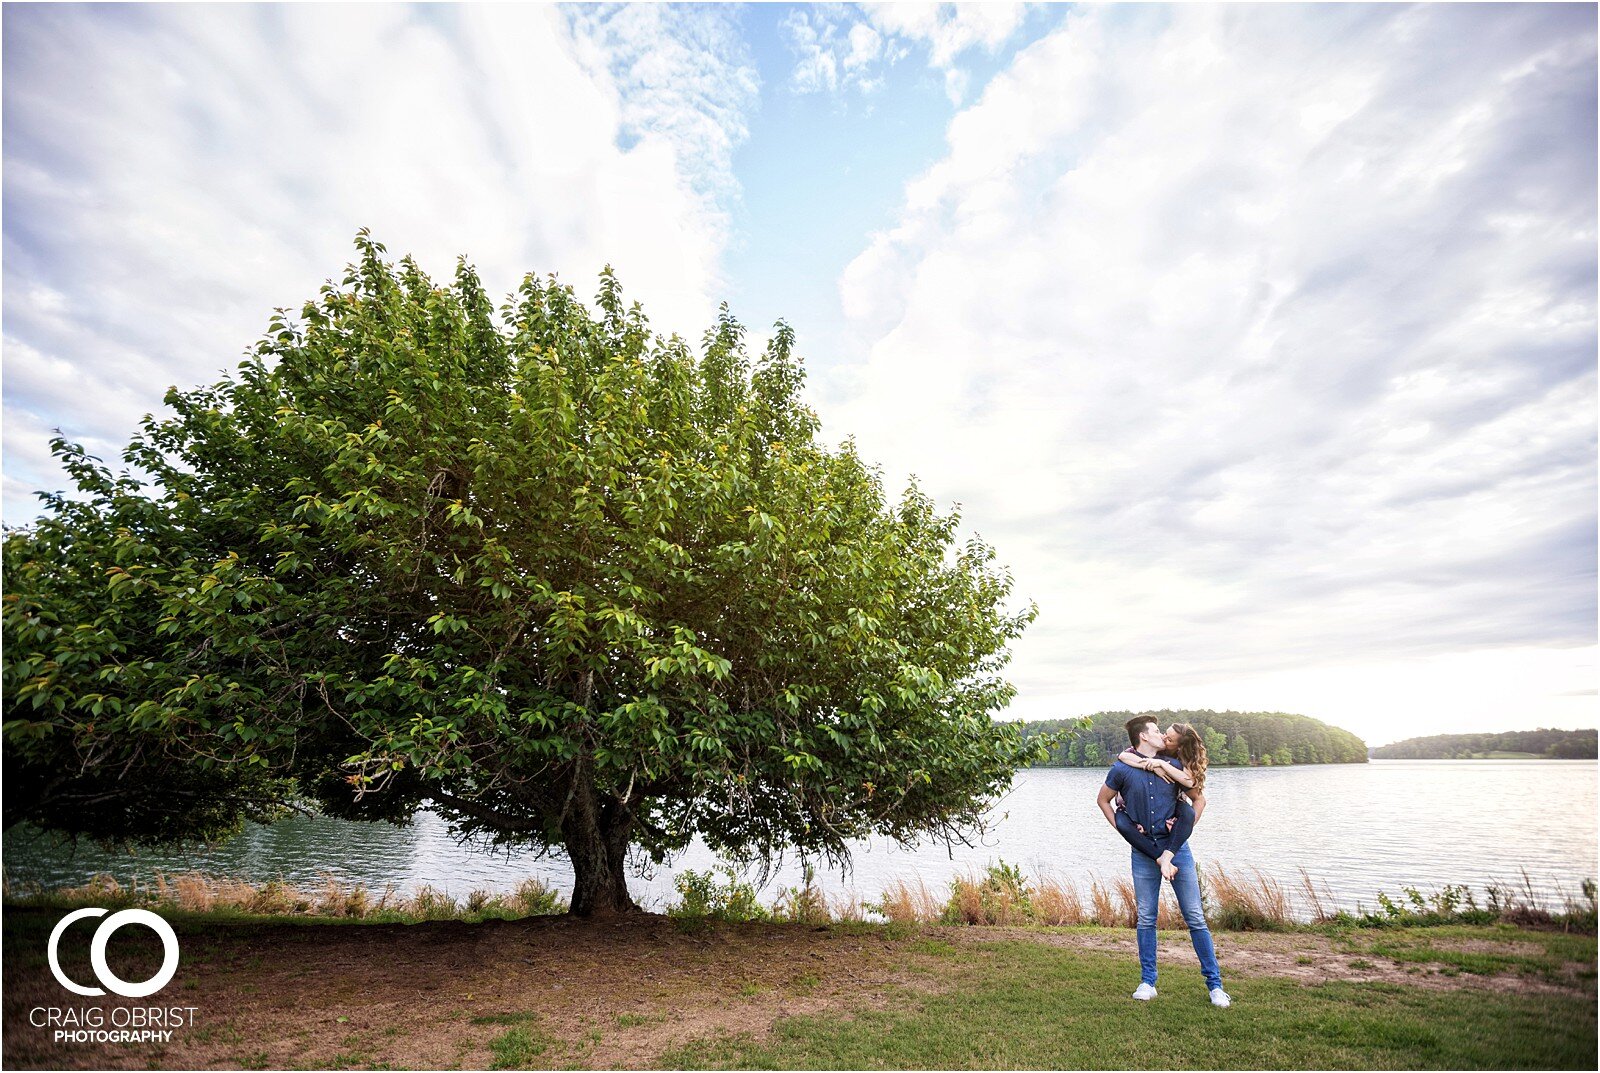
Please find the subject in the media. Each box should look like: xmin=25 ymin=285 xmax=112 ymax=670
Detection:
xmin=1131 ymin=842 xmax=1222 ymax=991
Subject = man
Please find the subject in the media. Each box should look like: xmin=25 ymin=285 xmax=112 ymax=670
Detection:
xmin=1096 ymin=715 xmax=1230 ymax=1007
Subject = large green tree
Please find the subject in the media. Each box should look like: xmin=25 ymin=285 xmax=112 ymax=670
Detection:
xmin=3 ymin=234 xmax=1045 ymax=915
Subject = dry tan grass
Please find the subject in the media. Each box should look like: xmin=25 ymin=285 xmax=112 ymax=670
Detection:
xmin=1088 ymin=880 xmax=1120 ymax=927
xmin=1112 ymin=878 xmax=1139 ymax=928
xmin=1298 ymin=866 xmax=1335 ymax=923
xmin=946 ymin=873 xmax=987 ymax=925
xmin=1032 ymin=875 xmax=1086 ymax=926
xmin=876 ymin=876 xmax=941 ymax=924
xmin=10 ymin=870 xmax=580 ymax=922
xmin=1207 ymin=863 xmax=1295 ymax=929
xmin=829 ymin=891 xmax=866 ymax=922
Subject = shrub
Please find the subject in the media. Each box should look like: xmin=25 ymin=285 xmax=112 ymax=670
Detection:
xmin=511 ymin=878 xmax=567 ymax=916
xmin=670 ymin=868 xmax=770 ymax=923
xmin=407 ymin=885 xmax=458 ymax=921
xmin=248 ymin=879 xmax=301 ymax=915
xmin=940 ymin=860 xmax=1035 ymax=925
xmin=773 ymin=864 xmax=830 ymax=925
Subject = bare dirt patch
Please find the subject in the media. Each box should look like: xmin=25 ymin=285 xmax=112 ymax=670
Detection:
xmin=2 ymin=911 xmax=946 ymax=1071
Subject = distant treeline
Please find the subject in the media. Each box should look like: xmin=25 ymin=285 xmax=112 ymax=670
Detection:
xmin=1369 ymin=728 xmax=1598 ymax=760
xmin=1011 ymin=709 xmax=1368 ymax=768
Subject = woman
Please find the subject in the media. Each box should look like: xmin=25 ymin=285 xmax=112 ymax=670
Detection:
xmin=1113 ymin=722 xmax=1208 ymax=881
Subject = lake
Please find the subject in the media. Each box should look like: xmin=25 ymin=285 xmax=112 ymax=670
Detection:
xmin=4 ymin=760 xmax=1594 ymax=916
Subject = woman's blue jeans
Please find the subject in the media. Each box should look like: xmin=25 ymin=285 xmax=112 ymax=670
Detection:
xmin=1131 ymin=842 xmax=1222 ymax=991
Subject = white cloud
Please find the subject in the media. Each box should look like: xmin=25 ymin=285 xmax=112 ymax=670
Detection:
xmin=864 ymin=2 xmax=1029 ymax=68
xmin=3 ymin=4 xmax=758 ymax=521
xmin=821 ymin=4 xmax=1597 ymax=735
xmin=784 ymin=8 xmax=845 ymax=94
xmin=845 ymin=21 xmax=883 ymax=70
xmin=783 ymin=2 xmax=1025 ymax=102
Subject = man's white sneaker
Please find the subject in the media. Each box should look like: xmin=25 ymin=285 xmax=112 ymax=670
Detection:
xmin=1209 ymin=987 xmax=1232 ymax=1008
xmin=1132 ymin=983 xmax=1157 ymax=1001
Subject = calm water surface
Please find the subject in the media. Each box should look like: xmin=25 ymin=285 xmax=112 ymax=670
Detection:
xmin=4 ymin=761 xmax=1594 ymax=915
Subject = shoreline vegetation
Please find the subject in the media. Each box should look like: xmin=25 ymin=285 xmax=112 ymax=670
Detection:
xmin=1369 ymin=727 xmax=1598 ymax=760
xmin=6 ymin=861 xmax=1594 ymax=935
xmin=1013 ymin=709 xmax=1369 ymax=767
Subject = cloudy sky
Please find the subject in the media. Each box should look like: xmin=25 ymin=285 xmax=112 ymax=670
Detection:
xmin=4 ymin=3 xmax=1595 ymax=746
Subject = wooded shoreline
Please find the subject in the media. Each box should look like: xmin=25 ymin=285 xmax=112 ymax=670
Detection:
xmin=1014 ymin=709 xmax=1369 ymax=767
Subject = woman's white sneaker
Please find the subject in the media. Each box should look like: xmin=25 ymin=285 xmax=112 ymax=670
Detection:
xmin=1132 ymin=983 xmax=1157 ymax=1001
xmin=1209 ymin=987 xmax=1232 ymax=1007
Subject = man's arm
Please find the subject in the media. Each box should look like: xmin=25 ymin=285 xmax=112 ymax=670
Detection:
xmin=1096 ymin=784 xmax=1122 ymax=828
xmin=1188 ymin=789 xmax=1206 ymax=823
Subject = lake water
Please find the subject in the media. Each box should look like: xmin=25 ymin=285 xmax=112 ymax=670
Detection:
xmin=4 ymin=761 xmax=1594 ymax=916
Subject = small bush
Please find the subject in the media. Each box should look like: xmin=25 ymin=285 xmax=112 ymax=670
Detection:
xmin=941 ymin=860 xmax=1035 ymax=926
xmin=670 ymin=867 xmax=770 ymax=923
xmin=773 ymin=865 xmax=830 ymax=925
xmin=511 ymin=878 xmax=567 ymax=916
xmin=407 ymin=885 xmax=458 ymax=921
xmin=248 ymin=880 xmax=301 ymax=915
xmin=311 ymin=875 xmax=371 ymax=918
xmin=1341 ymin=874 xmax=1592 ymax=931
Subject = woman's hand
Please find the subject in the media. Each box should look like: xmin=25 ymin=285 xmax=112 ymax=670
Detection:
xmin=1148 ymin=762 xmax=1178 ymax=784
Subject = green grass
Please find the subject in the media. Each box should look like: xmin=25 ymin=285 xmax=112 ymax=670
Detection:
xmin=662 ymin=940 xmax=1596 ymax=1070
xmin=1330 ymin=924 xmax=1598 ymax=984
xmin=487 ymin=1025 xmax=553 ymax=1069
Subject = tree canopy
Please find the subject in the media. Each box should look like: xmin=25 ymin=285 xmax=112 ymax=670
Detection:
xmin=2 ymin=234 xmax=1046 ymax=914
xmin=1012 ymin=709 xmax=1368 ymax=767
xmin=1369 ymin=728 xmax=1596 ymax=760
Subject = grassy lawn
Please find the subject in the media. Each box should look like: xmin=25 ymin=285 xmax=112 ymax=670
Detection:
xmin=1327 ymin=923 xmax=1599 ymax=984
xmin=664 ymin=938 xmax=1597 ymax=1070
xmin=4 ymin=903 xmax=1594 ymax=1070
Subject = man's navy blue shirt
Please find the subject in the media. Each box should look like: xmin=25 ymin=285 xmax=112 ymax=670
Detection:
xmin=1104 ymin=756 xmax=1186 ymax=835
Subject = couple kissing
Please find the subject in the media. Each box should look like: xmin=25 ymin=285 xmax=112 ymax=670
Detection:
xmin=1096 ymin=715 xmax=1232 ymax=1008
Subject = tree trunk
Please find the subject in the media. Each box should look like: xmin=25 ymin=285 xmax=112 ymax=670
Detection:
xmin=562 ymin=767 xmax=639 ymax=918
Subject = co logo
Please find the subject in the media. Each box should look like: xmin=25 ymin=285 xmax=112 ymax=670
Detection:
xmin=48 ymin=908 xmax=180 ymax=998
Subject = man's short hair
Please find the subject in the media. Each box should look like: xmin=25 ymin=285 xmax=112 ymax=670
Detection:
xmin=1125 ymin=716 xmax=1157 ymax=747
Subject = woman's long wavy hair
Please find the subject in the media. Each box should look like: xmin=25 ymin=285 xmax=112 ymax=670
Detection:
xmin=1169 ymin=723 xmax=1208 ymax=794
